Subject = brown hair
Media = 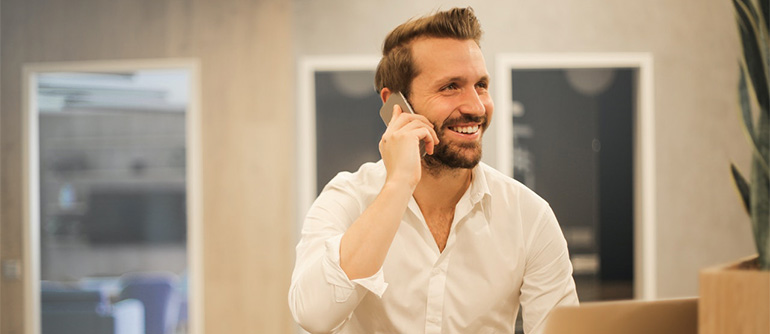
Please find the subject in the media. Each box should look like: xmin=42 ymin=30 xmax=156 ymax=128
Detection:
xmin=374 ymin=7 xmax=483 ymax=99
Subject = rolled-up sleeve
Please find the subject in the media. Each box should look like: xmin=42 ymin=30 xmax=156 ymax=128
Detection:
xmin=289 ymin=179 xmax=388 ymax=333
xmin=519 ymin=205 xmax=579 ymax=334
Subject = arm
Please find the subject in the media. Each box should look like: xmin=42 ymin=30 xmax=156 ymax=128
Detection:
xmin=288 ymin=183 xmax=374 ymax=333
xmin=341 ymin=97 xmax=439 ymax=280
xmin=519 ymin=205 xmax=579 ymax=334
xmin=289 ymin=102 xmax=438 ymax=332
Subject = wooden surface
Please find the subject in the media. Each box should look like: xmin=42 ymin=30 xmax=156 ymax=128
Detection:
xmin=543 ymin=298 xmax=698 ymax=334
xmin=0 ymin=0 xmax=295 ymax=333
xmin=699 ymin=257 xmax=770 ymax=334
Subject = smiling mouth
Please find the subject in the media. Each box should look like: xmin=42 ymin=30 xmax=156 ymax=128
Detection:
xmin=448 ymin=125 xmax=480 ymax=134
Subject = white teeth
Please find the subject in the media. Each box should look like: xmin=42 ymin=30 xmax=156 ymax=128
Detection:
xmin=451 ymin=125 xmax=479 ymax=134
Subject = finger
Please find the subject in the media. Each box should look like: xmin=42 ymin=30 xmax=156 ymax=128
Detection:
xmin=419 ymin=126 xmax=440 ymax=155
xmin=420 ymin=128 xmax=436 ymax=155
xmin=426 ymin=127 xmax=439 ymax=155
xmin=388 ymin=104 xmax=403 ymax=126
xmin=403 ymin=119 xmax=439 ymax=150
xmin=390 ymin=114 xmax=434 ymax=137
xmin=398 ymin=119 xmax=433 ymax=133
xmin=398 ymin=121 xmax=439 ymax=154
xmin=382 ymin=119 xmax=422 ymax=146
xmin=408 ymin=113 xmax=434 ymax=128
xmin=428 ymin=125 xmax=439 ymax=146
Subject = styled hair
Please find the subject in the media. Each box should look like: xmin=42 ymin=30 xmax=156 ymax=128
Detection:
xmin=374 ymin=7 xmax=483 ymax=98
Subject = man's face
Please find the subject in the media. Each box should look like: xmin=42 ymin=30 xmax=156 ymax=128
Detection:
xmin=408 ymin=37 xmax=494 ymax=169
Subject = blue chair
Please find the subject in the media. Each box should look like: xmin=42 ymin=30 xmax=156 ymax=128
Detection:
xmin=41 ymin=288 xmax=144 ymax=334
xmin=119 ymin=273 xmax=180 ymax=334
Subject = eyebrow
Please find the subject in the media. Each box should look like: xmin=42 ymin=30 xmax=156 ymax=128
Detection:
xmin=435 ymin=75 xmax=489 ymax=87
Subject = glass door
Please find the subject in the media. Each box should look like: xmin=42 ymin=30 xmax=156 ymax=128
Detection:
xmin=26 ymin=62 xmax=200 ymax=334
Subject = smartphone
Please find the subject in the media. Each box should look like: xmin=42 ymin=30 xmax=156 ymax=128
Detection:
xmin=379 ymin=91 xmax=415 ymax=124
xmin=379 ymin=91 xmax=426 ymax=156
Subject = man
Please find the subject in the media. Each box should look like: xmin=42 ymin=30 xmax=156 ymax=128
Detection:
xmin=289 ymin=7 xmax=578 ymax=334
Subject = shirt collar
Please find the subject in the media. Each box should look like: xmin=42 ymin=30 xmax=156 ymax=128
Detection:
xmin=469 ymin=163 xmax=492 ymax=202
xmin=405 ymin=163 xmax=493 ymax=221
xmin=469 ymin=163 xmax=493 ymax=221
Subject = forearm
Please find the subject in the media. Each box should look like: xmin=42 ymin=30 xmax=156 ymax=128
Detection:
xmin=340 ymin=180 xmax=413 ymax=280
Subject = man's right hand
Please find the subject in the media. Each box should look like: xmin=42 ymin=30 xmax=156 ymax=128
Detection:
xmin=378 ymin=104 xmax=439 ymax=190
xmin=339 ymin=102 xmax=438 ymax=281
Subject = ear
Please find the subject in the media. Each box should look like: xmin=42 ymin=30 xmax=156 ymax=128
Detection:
xmin=380 ymin=87 xmax=393 ymax=104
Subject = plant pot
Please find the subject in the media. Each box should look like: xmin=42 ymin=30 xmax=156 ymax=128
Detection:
xmin=699 ymin=255 xmax=770 ymax=334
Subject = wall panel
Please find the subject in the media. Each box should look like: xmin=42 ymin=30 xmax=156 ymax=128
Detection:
xmin=0 ymin=0 xmax=294 ymax=333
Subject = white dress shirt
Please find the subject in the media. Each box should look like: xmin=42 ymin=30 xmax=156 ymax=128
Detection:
xmin=289 ymin=161 xmax=578 ymax=334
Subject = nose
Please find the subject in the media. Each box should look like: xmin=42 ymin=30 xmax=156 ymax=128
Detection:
xmin=458 ymin=88 xmax=486 ymax=116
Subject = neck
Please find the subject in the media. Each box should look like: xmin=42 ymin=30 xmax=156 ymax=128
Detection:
xmin=413 ymin=163 xmax=473 ymax=211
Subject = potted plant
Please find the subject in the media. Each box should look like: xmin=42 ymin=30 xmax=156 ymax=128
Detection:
xmin=699 ymin=0 xmax=770 ymax=333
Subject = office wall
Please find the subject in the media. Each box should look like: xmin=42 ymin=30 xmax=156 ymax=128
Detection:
xmin=294 ymin=0 xmax=753 ymax=298
xmin=0 ymin=1 xmax=753 ymax=333
xmin=0 ymin=0 xmax=294 ymax=333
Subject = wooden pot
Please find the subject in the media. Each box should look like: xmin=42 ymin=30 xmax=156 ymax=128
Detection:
xmin=699 ymin=255 xmax=770 ymax=334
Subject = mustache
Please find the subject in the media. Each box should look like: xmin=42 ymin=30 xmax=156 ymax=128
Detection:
xmin=441 ymin=114 xmax=487 ymax=128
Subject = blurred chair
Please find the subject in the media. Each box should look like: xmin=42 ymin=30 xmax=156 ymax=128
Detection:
xmin=120 ymin=273 xmax=180 ymax=334
xmin=41 ymin=288 xmax=144 ymax=334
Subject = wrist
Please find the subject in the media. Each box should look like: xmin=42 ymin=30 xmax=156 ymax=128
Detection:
xmin=382 ymin=177 xmax=417 ymax=196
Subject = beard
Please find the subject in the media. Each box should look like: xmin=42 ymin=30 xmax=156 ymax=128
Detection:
xmin=422 ymin=113 xmax=488 ymax=171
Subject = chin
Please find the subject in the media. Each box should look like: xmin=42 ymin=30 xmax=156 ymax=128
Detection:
xmin=424 ymin=144 xmax=482 ymax=170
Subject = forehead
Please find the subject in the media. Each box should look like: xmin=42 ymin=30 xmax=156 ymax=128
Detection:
xmin=410 ymin=37 xmax=488 ymax=83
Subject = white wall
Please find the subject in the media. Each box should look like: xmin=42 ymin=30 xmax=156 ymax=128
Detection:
xmin=293 ymin=0 xmax=754 ymax=298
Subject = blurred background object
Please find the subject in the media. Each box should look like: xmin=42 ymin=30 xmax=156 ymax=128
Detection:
xmin=37 ymin=70 xmax=191 ymax=334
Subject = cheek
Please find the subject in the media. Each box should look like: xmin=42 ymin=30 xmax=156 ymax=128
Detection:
xmin=484 ymin=100 xmax=495 ymax=120
xmin=429 ymin=101 xmax=460 ymax=123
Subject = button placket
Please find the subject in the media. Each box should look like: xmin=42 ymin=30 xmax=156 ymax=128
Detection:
xmin=424 ymin=252 xmax=452 ymax=334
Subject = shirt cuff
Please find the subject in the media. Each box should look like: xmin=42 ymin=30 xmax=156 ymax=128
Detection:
xmin=323 ymin=234 xmax=389 ymax=301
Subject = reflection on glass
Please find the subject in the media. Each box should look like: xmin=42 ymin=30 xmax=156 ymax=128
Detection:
xmin=315 ymin=70 xmax=384 ymax=194
xmin=511 ymin=68 xmax=635 ymax=303
xmin=37 ymin=70 xmax=190 ymax=334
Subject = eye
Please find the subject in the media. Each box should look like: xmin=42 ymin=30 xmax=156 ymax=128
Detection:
xmin=441 ymin=82 xmax=459 ymax=91
xmin=475 ymin=81 xmax=489 ymax=90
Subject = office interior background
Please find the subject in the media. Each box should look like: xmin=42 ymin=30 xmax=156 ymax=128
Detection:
xmin=0 ymin=0 xmax=755 ymax=333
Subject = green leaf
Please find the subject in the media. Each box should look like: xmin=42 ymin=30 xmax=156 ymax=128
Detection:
xmin=761 ymin=0 xmax=770 ymax=32
xmin=739 ymin=68 xmax=757 ymax=140
xmin=732 ymin=163 xmax=752 ymax=215
xmin=750 ymin=150 xmax=770 ymax=269
xmin=734 ymin=0 xmax=770 ymax=114
xmin=752 ymin=98 xmax=770 ymax=269
xmin=739 ymin=65 xmax=770 ymax=175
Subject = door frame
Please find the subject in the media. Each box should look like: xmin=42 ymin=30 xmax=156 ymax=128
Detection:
xmin=295 ymin=55 xmax=380 ymax=241
xmin=22 ymin=58 xmax=204 ymax=334
xmin=494 ymin=53 xmax=656 ymax=299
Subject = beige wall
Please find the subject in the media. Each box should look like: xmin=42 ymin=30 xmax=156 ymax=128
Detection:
xmin=294 ymin=0 xmax=754 ymax=298
xmin=0 ymin=0 xmax=295 ymax=333
xmin=0 ymin=0 xmax=757 ymax=332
